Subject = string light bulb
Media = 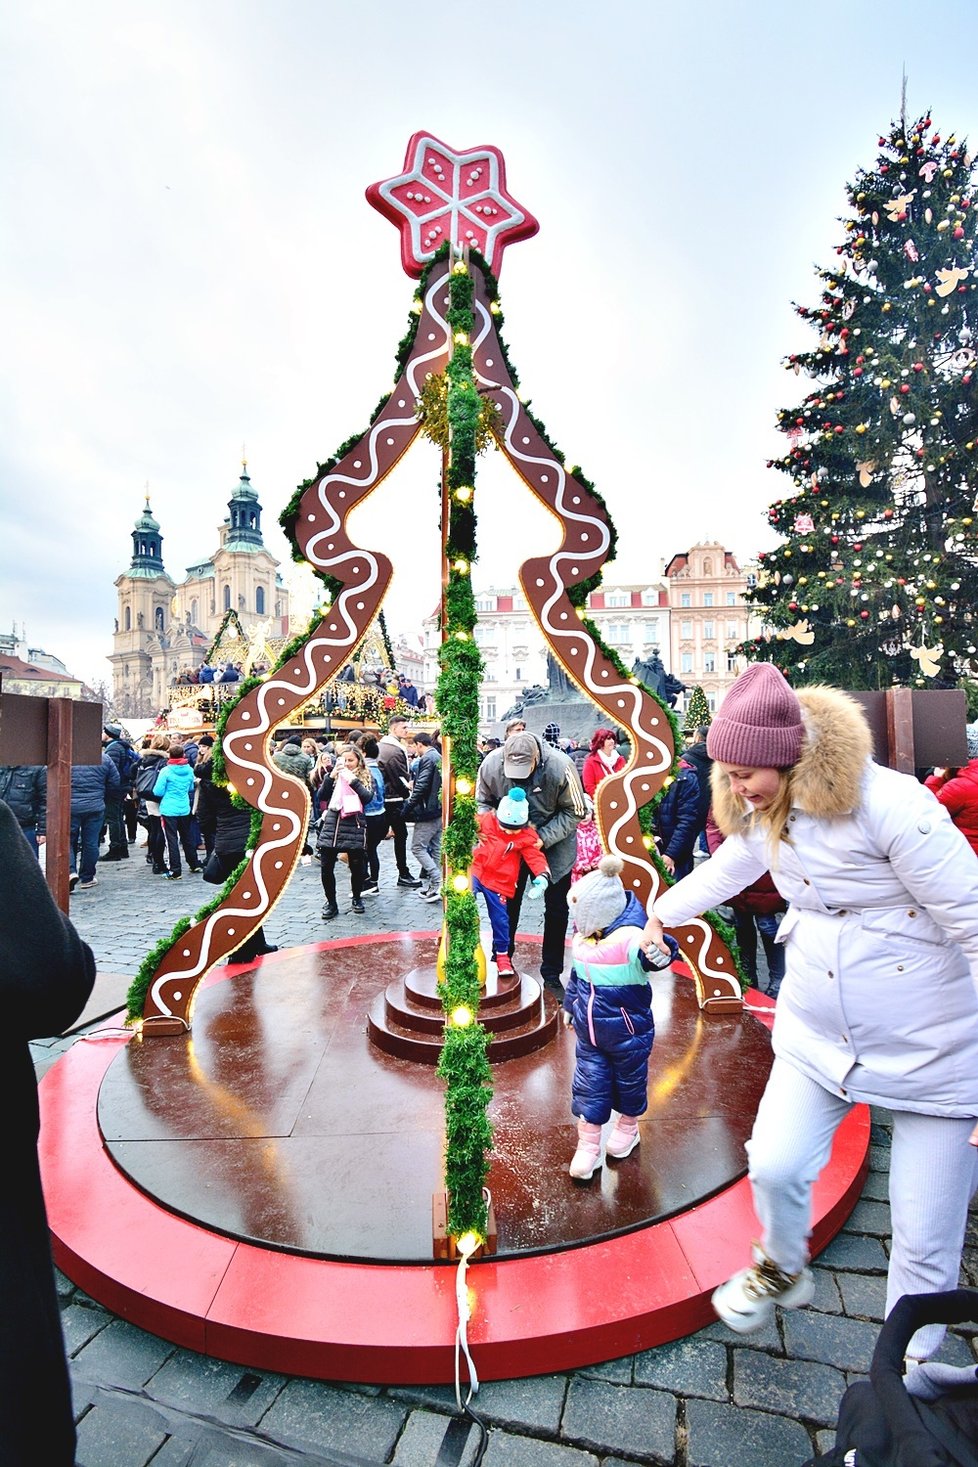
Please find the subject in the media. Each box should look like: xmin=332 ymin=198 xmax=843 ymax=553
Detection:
xmin=453 ymin=557 xmax=469 ymax=573
xmin=451 ymin=1006 xmax=474 ymax=1028
xmin=456 ymin=1229 xmax=482 ymax=1256
xmin=455 ymin=776 xmax=473 ymax=796
xmin=452 ymin=872 xmax=469 ymax=893
xmin=455 ymin=486 xmax=473 ymax=503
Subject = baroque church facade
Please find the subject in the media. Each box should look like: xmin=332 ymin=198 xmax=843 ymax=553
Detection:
xmin=110 ymin=464 xmax=290 ymax=717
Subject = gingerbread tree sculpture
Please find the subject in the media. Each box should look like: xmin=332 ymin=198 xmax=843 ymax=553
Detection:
xmin=131 ymin=132 xmax=743 ymax=1049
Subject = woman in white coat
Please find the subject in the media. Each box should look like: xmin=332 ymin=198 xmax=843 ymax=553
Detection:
xmin=643 ymin=663 xmax=978 ymax=1359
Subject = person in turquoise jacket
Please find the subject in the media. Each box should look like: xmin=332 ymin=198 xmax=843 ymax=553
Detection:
xmin=152 ymin=742 xmax=202 ymax=880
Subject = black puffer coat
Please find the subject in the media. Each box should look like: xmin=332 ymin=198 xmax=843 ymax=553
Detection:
xmin=0 ymin=766 xmax=46 ymax=831
xmin=316 ymin=772 xmax=374 ymax=852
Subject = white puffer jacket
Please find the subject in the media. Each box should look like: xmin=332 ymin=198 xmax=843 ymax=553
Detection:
xmin=654 ymin=686 xmax=978 ymax=1116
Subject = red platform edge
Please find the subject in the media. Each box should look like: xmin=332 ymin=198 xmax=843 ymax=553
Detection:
xmin=39 ymin=956 xmax=869 ymax=1384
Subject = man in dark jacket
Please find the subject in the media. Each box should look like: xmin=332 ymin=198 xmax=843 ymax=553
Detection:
xmin=71 ymin=753 xmax=120 ymax=890
xmin=101 ymin=723 xmax=136 ymax=860
xmin=0 ymin=799 xmax=95 ymax=1465
xmin=377 ymin=716 xmax=421 ymax=887
xmin=682 ymin=725 xmax=713 ymax=854
xmin=476 ymin=731 xmax=586 ymax=991
xmin=654 ymin=757 xmax=701 ymax=880
xmin=403 ymin=731 xmax=442 ymax=902
xmin=0 ymin=765 xmax=46 ymax=855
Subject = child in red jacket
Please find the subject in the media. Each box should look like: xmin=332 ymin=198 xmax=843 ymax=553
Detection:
xmin=472 ymin=788 xmax=550 ymax=978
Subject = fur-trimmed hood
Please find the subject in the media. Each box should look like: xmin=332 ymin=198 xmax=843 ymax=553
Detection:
xmin=710 ymin=685 xmax=873 ymax=836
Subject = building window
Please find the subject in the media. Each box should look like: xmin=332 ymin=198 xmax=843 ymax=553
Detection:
xmin=474 ymin=624 xmax=496 ymax=644
xmin=256 ymin=586 xmax=265 ymax=615
xmin=476 ymin=596 xmax=497 ymax=612
xmin=703 ymin=592 xmax=714 ymax=607
xmin=704 ymin=652 xmax=716 ymax=674
xmin=727 ymin=652 xmax=738 ymax=673
xmin=726 ymin=591 xmax=737 ymax=605
xmin=680 ymin=592 xmax=691 ymax=607
xmin=607 ymin=623 xmax=630 ymax=643
xmin=485 ymin=696 xmax=496 ymax=721
xmin=727 ymin=621 xmax=738 ymax=639
xmin=643 ymin=619 xmax=658 ymax=642
xmin=708 ymin=692 xmax=717 ymax=711
xmin=155 ymin=606 xmax=165 ymax=633
xmin=681 ymin=652 xmax=693 ymax=674
xmin=681 ymin=620 xmax=692 ymax=639
xmin=190 ymin=599 xmax=199 ymax=625
xmin=606 ymin=592 xmax=629 ymax=607
xmin=703 ymin=620 xmax=715 ymax=640
xmin=512 ymin=594 xmax=527 ymax=612
xmin=124 ymin=606 xmax=131 ymax=631
xmin=223 ymin=584 xmax=231 ymax=612
xmin=703 ymin=558 xmax=713 ymax=576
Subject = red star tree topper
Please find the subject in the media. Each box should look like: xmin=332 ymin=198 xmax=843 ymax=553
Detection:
xmin=366 ymin=131 xmax=539 ymax=277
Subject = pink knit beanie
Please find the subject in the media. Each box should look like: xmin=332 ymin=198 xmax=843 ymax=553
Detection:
xmin=706 ymin=664 xmax=805 ymax=769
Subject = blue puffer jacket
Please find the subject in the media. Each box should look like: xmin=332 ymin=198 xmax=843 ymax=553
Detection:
xmin=564 ymin=893 xmax=660 ymax=1122
xmin=153 ymin=759 xmax=196 ymax=817
xmin=69 ymin=756 xmax=121 ymax=817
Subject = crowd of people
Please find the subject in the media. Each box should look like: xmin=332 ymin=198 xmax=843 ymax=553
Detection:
xmin=7 ymin=668 xmax=978 ymax=1368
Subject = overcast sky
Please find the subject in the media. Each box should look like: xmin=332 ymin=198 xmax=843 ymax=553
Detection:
xmin=2 ymin=0 xmax=977 ymax=689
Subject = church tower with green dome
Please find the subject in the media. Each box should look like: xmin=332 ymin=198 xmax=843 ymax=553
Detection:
xmin=110 ymin=493 xmax=177 ymax=716
xmin=109 ymin=462 xmax=290 ymax=718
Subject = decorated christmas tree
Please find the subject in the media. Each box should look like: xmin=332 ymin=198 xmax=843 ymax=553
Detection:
xmin=684 ymin=685 xmax=711 ymax=733
xmin=743 ymin=109 xmax=978 ymax=688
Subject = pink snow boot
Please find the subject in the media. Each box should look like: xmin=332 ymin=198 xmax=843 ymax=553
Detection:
xmin=569 ymin=1120 xmax=602 ymax=1180
xmin=606 ymin=1114 xmax=640 ymax=1159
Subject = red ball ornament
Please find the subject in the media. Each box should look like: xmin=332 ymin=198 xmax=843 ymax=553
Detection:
xmin=897 ymin=578 xmax=906 ymax=586
xmin=883 ymin=508 xmax=894 ymax=519
xmin=854 ymin=542 xmax=863 ymax=551
xmin=954 ymin=226 xmax=965 ymax=239
xmin=962 ymin=199 xmax=970 ymax=209
xmin=913 ymin=362 xmax=923 ymax=372
xmin=856 ymin=355 xmax=865 ymax=364
xmin=788 ymin=602 xmax=799 ymax=612
xmin=853 ymin=367 xmax=864 ymax=376
xmin=881 ymin=164 xmax=889 ymax=173
xmin=831 ymin=535 xmax=840 ymax=544
xmin=860 ymin=610 xmax=870 ymax=619
xmin=923 ymin=283 xmax=932 ymax=293
xmin=900 ymin=383 xmax=911 ymax=394
xmin=835 ymin=425 xmax=845 ymax=434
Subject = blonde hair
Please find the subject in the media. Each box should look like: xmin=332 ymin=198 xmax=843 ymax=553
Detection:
xmin=340 ymin=744 xmax=368 ymax=776
xmin=744 ymin=769 xmax=794 ymax=860
xmin=151 ymin=732 xmax=171 ymax=752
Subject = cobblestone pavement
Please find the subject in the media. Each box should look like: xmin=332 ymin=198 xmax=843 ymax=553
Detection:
xmin=31 ymin=837 xmax=978 ymax=1466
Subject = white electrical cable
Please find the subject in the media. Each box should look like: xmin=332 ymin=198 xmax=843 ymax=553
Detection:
xmin=452 ymin=1187 xmax=491 ymax=1411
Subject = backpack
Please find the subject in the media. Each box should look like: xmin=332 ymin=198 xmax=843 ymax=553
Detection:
xmin=804 ymin=1289 xmax=978 ymax=1467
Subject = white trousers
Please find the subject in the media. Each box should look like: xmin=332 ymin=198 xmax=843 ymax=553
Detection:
xmin=746 ymin=1057 xmax=978 ymax=1358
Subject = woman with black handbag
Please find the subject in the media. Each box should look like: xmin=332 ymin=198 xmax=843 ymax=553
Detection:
xmin=317 ymin=745 xmax=374 ymax=919
xmin=134 ymin=733 xmax=170 ymax=874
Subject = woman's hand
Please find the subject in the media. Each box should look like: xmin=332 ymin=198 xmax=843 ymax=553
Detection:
xmin=641 ymin=913 xmax=670 ymax=959
xmin=970 ymin=1121 xmax=978 ymax=1148
xmin=661 ymin=853 xmax=675 ymax=876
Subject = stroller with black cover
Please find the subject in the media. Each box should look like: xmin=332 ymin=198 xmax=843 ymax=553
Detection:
xmin=804 ymin=1289 xmax=978 ymax=1466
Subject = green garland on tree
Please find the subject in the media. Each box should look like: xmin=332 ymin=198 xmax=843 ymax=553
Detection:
xmin=436 ymin=257 xmax=493 ymax=1242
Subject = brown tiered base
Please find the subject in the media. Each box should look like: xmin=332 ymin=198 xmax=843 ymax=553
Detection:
xmin=41 ymin=932 xmax=871 ymax=1383
xmin=368 ymin=962 xmax=559 ymax=1062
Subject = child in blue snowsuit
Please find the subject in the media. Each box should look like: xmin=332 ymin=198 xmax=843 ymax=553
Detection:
xmin=563 ymin=854 xmax=677 ymax=1180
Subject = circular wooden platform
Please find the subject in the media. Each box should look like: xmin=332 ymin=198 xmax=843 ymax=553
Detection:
xmin=40 ymin=932 xmax=870 ymax=1383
